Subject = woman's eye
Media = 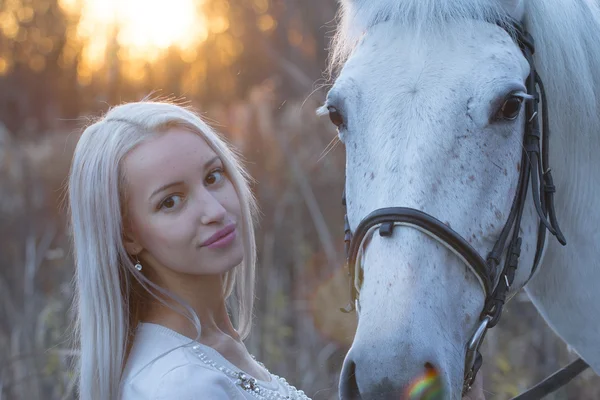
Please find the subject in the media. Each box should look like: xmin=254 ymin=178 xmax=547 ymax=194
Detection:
xmin=159 ymin=195 xmax=184 ymax=210
xmin=205 ymin=168 xmax=225 ymax=185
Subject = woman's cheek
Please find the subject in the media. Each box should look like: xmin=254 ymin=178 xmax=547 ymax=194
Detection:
xmin=154 ymin=217 xmax=193 ymax=246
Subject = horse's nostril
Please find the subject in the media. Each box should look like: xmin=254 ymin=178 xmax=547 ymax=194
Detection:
xmin=340 ymin=355 xmax=447 ymax=400
xmin=405 ymin=362 xmax=444 ymax=400
xmin=339 ymin=359 xmax=361 ymax=400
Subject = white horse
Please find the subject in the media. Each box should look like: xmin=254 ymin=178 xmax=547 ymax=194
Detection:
xmin=319 ymin=0 xmax=600 ymax=398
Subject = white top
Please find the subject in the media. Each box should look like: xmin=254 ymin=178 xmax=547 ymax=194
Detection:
xmin=120 ymin=323 xmax=311 ymax=400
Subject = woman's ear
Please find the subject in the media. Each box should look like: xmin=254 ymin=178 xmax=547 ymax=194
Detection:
xmin=123 ymin=224 xmax=143 ymax=256
xmin=124 ymin=237 xmax=142 ymax=256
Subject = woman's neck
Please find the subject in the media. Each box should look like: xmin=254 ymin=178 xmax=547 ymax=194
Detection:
xmin=142 ymin=273 xmax=240 ymax=343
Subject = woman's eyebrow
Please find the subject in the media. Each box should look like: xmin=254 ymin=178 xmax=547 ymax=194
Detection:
xmin=148 ymin=156 xmax=221 ymax=201
xmin=203 ymin=155 xmax=220 ymax=170
xmin=149 ymin=181 xmax=184 ymax=201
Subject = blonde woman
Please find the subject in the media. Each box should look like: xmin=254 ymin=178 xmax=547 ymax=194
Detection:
xmin=67 ymin=102 xmax=310 ymax=399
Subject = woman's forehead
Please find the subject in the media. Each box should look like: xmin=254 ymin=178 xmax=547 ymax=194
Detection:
xmin=123 ymin=128 xmax=217 ymax=197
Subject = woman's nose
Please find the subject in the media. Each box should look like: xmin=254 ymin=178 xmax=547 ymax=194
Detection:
xmin=199 ymin=192 xmax=227 ymax=225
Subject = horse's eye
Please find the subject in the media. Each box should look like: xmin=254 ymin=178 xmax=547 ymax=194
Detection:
xmin=328 ymin=106 xmax=345 ymax=127
xmin=498 ymin=96 xmax=524 ymax=121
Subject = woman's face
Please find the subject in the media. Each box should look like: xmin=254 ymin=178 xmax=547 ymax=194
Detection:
xmin=122 ymin=127 xmax=243 ymax=277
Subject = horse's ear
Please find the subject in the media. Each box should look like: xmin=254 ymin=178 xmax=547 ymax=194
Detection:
xmin=501 ymin=0 xmax=525 ymax=21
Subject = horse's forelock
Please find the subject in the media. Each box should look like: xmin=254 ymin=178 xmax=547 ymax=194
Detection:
xmin=328 ymin=0 xmax=510 ymax=77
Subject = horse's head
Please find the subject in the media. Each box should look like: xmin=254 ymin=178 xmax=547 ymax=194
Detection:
xmin=322 ymin=1 xmax=553 ymax=398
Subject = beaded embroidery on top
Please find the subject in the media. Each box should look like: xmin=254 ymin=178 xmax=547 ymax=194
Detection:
xmin=190 ymin=344 xmax=311 ymax=400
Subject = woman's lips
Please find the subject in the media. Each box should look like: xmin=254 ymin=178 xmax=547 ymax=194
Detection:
xmin=200 ymin=223 xmax=237 ymax=248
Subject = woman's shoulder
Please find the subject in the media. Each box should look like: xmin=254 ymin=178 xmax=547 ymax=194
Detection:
xmin=123 ymin=362 xmax=242 ymax=400
xmin=120 ymin=323 xmax=243 ymax=399
xmin=121 ymin=323 xmax=193 ymax=381
xmin=120 ymin=323 xmax=311 ymax=399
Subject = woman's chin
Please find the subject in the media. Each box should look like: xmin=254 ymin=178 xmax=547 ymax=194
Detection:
xmin=199 ymin=252 xmax=244 ymax=276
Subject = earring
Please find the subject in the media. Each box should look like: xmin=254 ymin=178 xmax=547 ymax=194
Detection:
xmin=134 ymin=256 xmax=143 ymax=271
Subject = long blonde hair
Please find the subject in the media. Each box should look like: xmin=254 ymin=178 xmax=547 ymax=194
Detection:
xmin=67 ymin=101 xmax=258 ymax=400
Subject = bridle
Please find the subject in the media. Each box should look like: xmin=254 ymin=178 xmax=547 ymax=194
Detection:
xmin=339 ymin=20 xmax=589 ymax=398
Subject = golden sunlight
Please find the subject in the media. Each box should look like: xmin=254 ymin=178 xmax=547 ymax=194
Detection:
xmin=60 ymin=0 xmax=208 ymax=71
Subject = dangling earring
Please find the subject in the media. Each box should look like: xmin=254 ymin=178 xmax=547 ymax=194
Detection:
xmin=134 ymin=256 xmax=143 ymax=271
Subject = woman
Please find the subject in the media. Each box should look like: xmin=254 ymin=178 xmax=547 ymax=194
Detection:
xmin=67 ymin=101 xmax=310 ymax=399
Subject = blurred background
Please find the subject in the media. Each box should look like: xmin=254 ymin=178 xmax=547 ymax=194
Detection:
xmin=0 ymin=0 xmax=598 ymax=399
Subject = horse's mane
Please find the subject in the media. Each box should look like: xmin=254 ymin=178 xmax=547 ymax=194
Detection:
xmin=327 ymin=0 xmax=600 ymax=138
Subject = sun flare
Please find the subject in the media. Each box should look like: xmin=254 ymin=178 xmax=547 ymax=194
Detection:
xmin=60 ymin=0 xmax=208 ymax=70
